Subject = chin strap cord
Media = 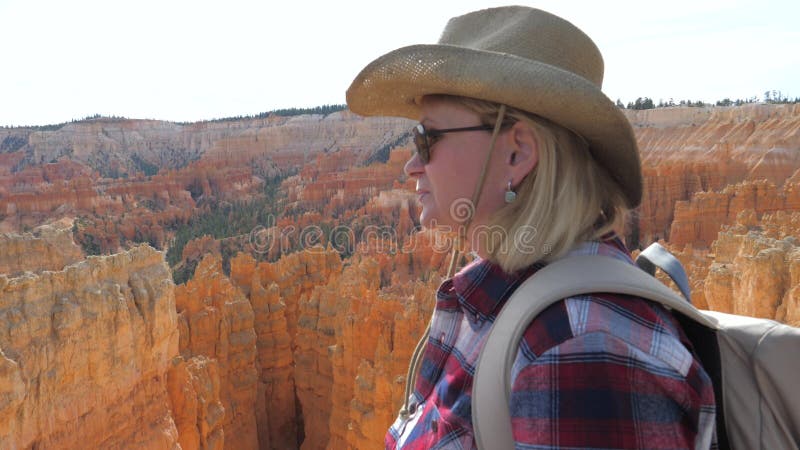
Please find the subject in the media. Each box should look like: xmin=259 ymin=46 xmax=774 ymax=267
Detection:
xmin=399 ymin=105 xmax=508 ymax=420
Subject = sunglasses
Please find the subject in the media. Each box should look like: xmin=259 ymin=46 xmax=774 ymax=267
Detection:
xmin=411 ymin=123 xmax=495 ymax=164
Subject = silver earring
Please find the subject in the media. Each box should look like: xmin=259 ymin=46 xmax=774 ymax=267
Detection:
xmin=505 ymin=180 xmax=517 ymax=204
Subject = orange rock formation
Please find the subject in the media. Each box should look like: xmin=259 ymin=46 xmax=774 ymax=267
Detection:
xmin=226 ymin=246 xmax=437 ymax=449
xmin=654 ymin=205 xmax=800 ymax=327
xmin=173 ymin=254 xmax=260 ymax=450
xmin=2 ymin=104 xmax=800 ymax=450
xmin=0 ymin=245 xmax=179 ymax=449
xmin=231 ymin=247 xmax=343 ymax=450
xmin=669 ymin=175 xmax=800 ymax=248
xmin=630 ymin=104 xmax=800 ymax=244
xmin=0 ymin=219 xmax=83 ymax=275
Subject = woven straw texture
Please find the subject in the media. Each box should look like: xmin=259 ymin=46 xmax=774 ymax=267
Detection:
xmin=346 ymin=6 xmax=642 ymax=208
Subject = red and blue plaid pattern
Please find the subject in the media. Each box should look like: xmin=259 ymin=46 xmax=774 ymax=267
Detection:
xmin=386 ymin=236 xmax=716 ymax=449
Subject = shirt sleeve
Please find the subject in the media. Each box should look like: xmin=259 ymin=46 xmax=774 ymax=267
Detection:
xmin=508 ymin=330 xmax=709 ymax=449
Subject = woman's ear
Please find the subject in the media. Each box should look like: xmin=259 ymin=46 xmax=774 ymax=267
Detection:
xmin=506 ymin=121 xmax=539 ymax=185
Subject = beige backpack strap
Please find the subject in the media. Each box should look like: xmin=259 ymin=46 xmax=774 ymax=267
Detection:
xmin=472 ymin=255 xmax=719 ymax=450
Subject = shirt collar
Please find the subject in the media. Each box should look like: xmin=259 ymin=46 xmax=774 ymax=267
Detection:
xmin=437 ymin=234 xmax=632 ymax=322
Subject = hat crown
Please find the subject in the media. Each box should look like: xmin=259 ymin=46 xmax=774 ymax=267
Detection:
xmin=438 ymin=6 xmax=604 ymax=87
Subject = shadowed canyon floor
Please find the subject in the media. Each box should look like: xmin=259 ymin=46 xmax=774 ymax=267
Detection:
xmin=1 ymin=104 xmax=799 ymax=448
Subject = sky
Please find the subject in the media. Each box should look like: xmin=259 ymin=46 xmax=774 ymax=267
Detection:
xmin=1 ymin=0 xmax=798 ymax=127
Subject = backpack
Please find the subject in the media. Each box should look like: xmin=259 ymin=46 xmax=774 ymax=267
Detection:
xmin=472 ymin=243 xmax=800 ymax=450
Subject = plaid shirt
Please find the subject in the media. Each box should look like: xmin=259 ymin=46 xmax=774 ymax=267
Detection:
xmin=386 ymin=237 xmax=716 ymax=449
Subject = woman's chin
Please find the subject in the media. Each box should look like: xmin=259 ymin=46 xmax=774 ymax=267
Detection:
xmin=419 ymin=211 xmax=435 ymax=230
xmin=419 ymin=212 xmax=455 ymax=231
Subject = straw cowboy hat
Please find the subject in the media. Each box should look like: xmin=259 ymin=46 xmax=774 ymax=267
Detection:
xmin=346 ymin=6 xmax=642 ymax=208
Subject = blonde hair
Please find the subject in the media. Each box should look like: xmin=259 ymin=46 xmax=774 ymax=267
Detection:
xmin=431 ymin=95 xmax=630 ymax=273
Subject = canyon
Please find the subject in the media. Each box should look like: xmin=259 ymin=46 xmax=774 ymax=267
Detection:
xmin=1 ymin=103 xmax=799 ymax=449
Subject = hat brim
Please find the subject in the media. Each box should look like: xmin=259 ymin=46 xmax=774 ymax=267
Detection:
xmin=346 ymin=44 xmax=642 ymax=209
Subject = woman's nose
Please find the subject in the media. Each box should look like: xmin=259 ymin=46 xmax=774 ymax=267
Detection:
xmin=404 ymin=152 xmax=424 ymax=178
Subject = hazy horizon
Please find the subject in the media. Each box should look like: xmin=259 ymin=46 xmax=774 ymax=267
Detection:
xmin=2 ymin=0 xmax=798 ymax=127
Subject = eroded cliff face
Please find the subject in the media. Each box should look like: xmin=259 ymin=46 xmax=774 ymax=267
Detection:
xmin=172 ymin=253 xmax=261 ymax=450
xmin=175 ymin=242 xmax=441 ymax=450
xmin=663 ymin=207 xmax=800 ymax=326
xmin=0 ymin=112 xmax=413 ymax=246
xmin=0 ymin=245 xmax=179 ymax=449
xmin=202 ymin=112 xmax=413 ymax=170
xmin=324 ymin=259 xmax=435 ymax=449
xmin=226 ymin=246 xmax=437 ymax=450
xmin=4 ymin=228 xmax=798 ymax=450
xmin=231 ymin=248 xmax=341 ymax=449
xmin=629 ymin=104 xmax=800 ymax=244
xmin=2 ymin=104 xmax=800 ymax=450
xmin=0 ymin=112 xmax=411 ymax=179
xmin=167 ymin=355 xmax=224 ymax=450
xmin=0 ymin=218 xmax=84 ymax=275
xmin=669 ymin=174 xmax=800 ymax=248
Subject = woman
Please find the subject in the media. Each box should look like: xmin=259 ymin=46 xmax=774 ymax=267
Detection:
xmin=347 ymin=6 xmax=716 ymax=449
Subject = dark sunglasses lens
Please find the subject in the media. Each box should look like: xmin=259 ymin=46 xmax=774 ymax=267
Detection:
xmin=412 ymin=125 xmax=429 ymax=163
